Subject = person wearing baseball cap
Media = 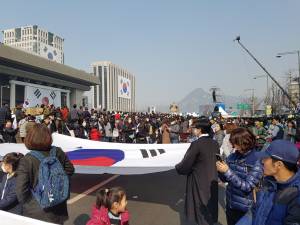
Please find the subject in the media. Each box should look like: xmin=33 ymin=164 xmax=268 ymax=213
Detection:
xmin=238 ymin=140 xmax=300 ymax=225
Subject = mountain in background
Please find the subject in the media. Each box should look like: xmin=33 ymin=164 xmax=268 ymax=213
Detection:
xmin=156 ymin=88 xmax=241 ymax=113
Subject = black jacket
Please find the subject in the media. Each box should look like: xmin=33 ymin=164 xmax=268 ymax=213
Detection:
xmin=176 ymin=136 xmax=219 ymax=225
xmin=16 ymin=146 xmax=75 ymax=224
xmin=1 ymin=128 xmax=17 ymax=143
xmin=0 ymin=174 xmax=22 ymax=214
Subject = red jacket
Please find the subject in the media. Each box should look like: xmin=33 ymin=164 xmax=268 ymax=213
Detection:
xmin=90 ymin=128 xmax=101 ymax=141
xmin=87 ymin=206 xmax=129 ymax=225
xmin=115 ymin=113 xmax=121 ymax=120
xmin=61 ymin=108 xmax=69 ymax=121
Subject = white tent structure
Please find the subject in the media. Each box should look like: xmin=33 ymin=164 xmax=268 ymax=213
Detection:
xmin=218 ymin=106 xmax=230 ymax=118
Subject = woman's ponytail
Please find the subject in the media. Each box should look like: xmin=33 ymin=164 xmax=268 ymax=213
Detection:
xmin=95 ymin=187 xmax=126 ymax=210
xmin=95 ymin=188 xmax=109 ymax=209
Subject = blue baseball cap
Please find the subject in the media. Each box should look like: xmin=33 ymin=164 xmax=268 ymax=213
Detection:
xmin=257 ymin=140 xmax=300 ymax=164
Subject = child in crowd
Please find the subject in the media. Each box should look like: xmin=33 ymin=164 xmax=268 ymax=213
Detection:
xmin=0 ymin=152 xmax=24 ymax=214
xmin=87 ymin=187 xmax=129 ymax=225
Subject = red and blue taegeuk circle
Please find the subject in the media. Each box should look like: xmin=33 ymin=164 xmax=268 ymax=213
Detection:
xmin=67 ymin=149 xmax=125 ymax=166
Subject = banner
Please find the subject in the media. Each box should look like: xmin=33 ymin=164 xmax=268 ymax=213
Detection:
xmin=25 ymin=85 xmax=61 ymax=107
xmin=0 ymin=134 xmax=190 ymax=175
xmin=118 ymin=76 xmax=131 ymax=99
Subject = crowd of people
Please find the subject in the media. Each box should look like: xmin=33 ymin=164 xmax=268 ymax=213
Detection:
xmin=176 ymin=117 xmax=300 ymax=225
xmin=0 ymin=103 xmax=193 ymax=144
xmin=0 ymin=103 xmax=299 ymax=225
xmin=1 ymin=103 xmax=300 ymax=148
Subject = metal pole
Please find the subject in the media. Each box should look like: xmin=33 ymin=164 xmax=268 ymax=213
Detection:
xmin=235 ymin=37 xmax=297 ymax=108
xmin=298 ymin=50 xmax=300 ymax=102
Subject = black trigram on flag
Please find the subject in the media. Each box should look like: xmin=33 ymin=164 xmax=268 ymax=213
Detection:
xmin=140 ymin=149 xmax=166 ymax=158
xmin=34 ymin=89 xmax=41 ymax=98
xmin=50 ymin=91 xmax=56 ymax=100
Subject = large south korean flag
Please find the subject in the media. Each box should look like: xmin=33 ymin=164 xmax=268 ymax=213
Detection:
xmin=40 ymin=43 xmax=61 ymax=63
xmin=118 ymin=76 xmax=131 ymax=99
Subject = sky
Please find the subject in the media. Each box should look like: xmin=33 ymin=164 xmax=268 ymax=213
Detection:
xmin=1 ymin=0 xmax=300 ymax=110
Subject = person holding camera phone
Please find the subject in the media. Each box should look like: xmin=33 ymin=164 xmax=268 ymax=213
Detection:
xmin=216 ymin=127 xmax=263 ymax=225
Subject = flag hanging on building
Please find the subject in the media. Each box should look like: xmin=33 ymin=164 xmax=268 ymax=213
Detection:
xmin=118 ymin=76 xmax=131 ymax=99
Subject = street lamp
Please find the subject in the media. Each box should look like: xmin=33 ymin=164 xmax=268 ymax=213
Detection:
xmin=0 ymin=85 xmax=10 ymax=107
xmin=276 ymin=50 xmax=300 ymax=102
xmin=244 ymin=88 xmax=255 ymax=116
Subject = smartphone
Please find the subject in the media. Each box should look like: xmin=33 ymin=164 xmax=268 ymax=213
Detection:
xmin=216 ymin=154 xmax=223 ymax=162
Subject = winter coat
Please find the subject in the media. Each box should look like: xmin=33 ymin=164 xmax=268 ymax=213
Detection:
xmin=16 ymin=146 xmax=74 ymax=224
xmin=1 ymin=128 xmax=17 ymax=143
xmin=60 ymin=108 xmax=69 ymax=121
xmin=220 ymin=150 xmax=263 ymax=212
xmin=176 ymin=136 xmax=219 ymax=225
xmin=90 ymin=128 xmax=101 ymax=141
xmin=237 ymin=171 xmax=300 ymax=225
xmin=0 ymin=174 xmax=22 ymax=215
xmin=87 ymin=206 xmax=130 ymax=225
xmin=252 ymin=127 xmax=267 ymax=149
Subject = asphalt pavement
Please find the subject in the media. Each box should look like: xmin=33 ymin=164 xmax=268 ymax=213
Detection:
xmin=66 ymin=170 xmax=227 ymax=225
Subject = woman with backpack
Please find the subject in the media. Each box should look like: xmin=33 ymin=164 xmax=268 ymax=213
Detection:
xmin=16 ymin=123 xmax=75 ymax=224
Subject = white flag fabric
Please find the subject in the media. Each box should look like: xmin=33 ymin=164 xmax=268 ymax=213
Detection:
xmin=0 ymin=133 xmax=191 ymax=175
xmin=0 ymin=210 xmax=57 ymax=225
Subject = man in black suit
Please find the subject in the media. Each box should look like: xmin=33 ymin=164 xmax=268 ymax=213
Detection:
xmin=176 ymin=118 xmax=219 ymax=225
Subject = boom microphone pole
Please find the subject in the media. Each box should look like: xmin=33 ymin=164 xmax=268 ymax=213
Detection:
xmin=234 ymin=36 xmax=297 ymax=108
